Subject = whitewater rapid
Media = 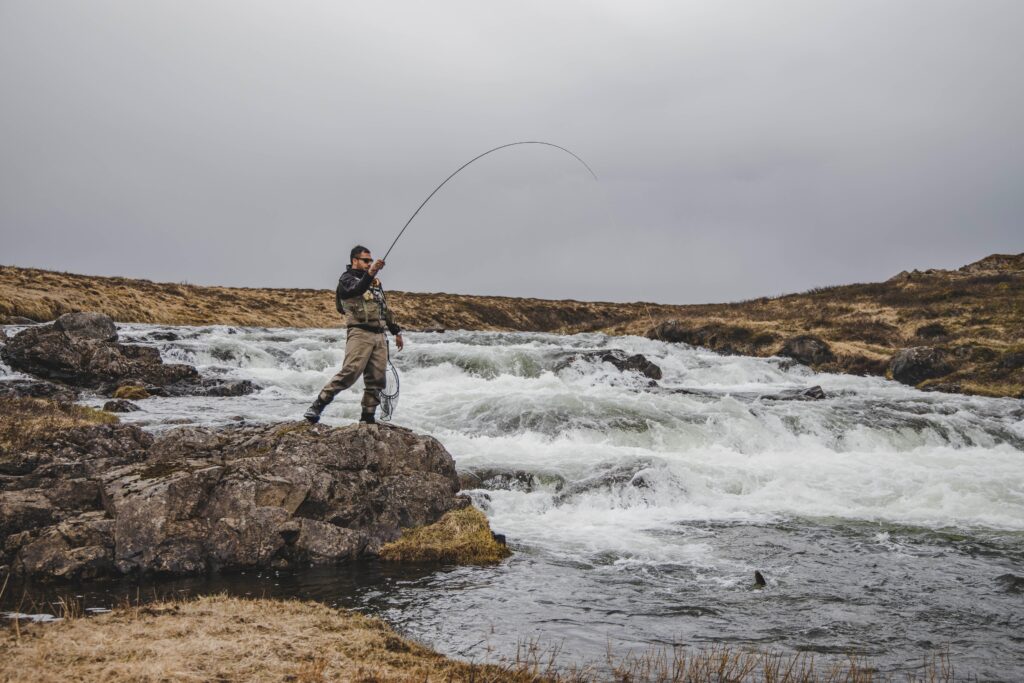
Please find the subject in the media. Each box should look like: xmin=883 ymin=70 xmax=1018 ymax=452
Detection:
xmin=3 ymin=323 xmax=1022 ymax=678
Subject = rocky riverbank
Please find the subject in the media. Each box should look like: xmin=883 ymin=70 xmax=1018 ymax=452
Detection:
xmin=0 ymin=395 xmax=510 ymax=581
xmin=2 ymin=253 xmax=1022 ymax=397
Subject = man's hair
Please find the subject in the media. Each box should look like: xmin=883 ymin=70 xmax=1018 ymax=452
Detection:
xmin=350 ymin=245 xmax=370 ymax=260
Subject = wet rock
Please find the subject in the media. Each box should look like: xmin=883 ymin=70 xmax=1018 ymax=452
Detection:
xmin=556 ymin=349 xmax=662 ymax=380
xmin=6 ymin=316 xmax=40 ymax=325
xmin=53 ymin=312 xmax=119 ymax=342
xmin=778 ymin=335 xmax=836 ymax=366
xmin=103 ymin=399 xmax=142 ymax=413
xmin=762 ymin=385 xmax=827 ymax=401
xmin=147 ymin=331 xmax=180 ymax=341
xmin=0 ymin=328 xmax=6 ymax=342
xmin=2 ymin=421 xmax=464 ymax=579
xmin=0 ymin=379 xmax=79 ymax=402
xmin=889 ymin=347 xmax=952 ymax=386
xmin=161 ymin=378 xmax=260 ymax=397
xmin=461 ymin=468 xmax=538 ymax=492
xmin=553 ymin=462 xmax=652 ymax=505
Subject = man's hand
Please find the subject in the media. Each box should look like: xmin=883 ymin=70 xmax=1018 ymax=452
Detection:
xmin=369 ymin=259 xmax=385 ymax=275
xmin=395 ymin=334 xmax=404 ymax=351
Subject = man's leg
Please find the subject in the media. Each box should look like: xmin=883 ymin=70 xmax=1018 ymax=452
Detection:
xmin=359 ymin=333 xmax=389 ymax=424
xmin=304 ymin=329 xmax=374 ymax=423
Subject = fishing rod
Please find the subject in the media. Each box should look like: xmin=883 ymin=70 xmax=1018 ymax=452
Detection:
xmin=382 ymin=141 xmax=599 ymax=261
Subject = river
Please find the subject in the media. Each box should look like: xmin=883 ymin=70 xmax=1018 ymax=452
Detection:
xmin=3 ymin=324 xmax=1023 ymax=679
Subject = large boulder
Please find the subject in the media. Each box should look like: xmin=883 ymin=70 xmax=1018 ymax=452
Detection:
xmin=555 ymin=349 xmax=662 ymax=380
xmin=889 ymin=347 xmax=953 ymax=386
xmin=0 ymin=313 xmax=258 ymax=398
xmin=778 ymin=335 xmax=836 ymax=366
xmin=53 ymin=312 xmax=118 ymax=342
xmin=1 ymin=319 xmax=197 ymax=391
xmin=2 ymin=419 xmax=467 ymax=579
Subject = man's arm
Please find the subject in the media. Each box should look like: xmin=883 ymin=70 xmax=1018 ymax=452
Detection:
xmin=337 ymin=270 xmax=374 ymax=299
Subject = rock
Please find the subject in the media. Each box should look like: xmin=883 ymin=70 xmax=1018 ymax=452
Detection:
xmin=889 ymin=347 xmax=953 ymax=386
xmin=147 ymin=331 xmax=180 ymax=341
xmin=104 ymin=399 xmax=142 ymax=413
xmin=555 ymin=349 xmax=662 ymax=380
xmin=778 ymin=335 xmax=836 ymax=366
xmin=113 ymin=384 xmax=150 ymax=400
xmin=0 ymin=379 xmax=79 ymax=401
xmin=53 ymin=312 xmax=118 ymax=342
xmin=161 ymin=378 xmax=259 ymax=398
xmin=1 ymin=320 xmax=198 ymax=390
xmin=999 ymin=351 xmax=1024 ymax=371
xmin=461 ymin=468 xmax=538 ymax=492
xmin=2 ymin=420 xmax=466 ymax=579
xmin=6 ymin=316 xmax=40 ymax=325
xmin=0 ymin=328 xmax=6 ymax=342
xmin=763 ymin=385 xmax=827 ymax=401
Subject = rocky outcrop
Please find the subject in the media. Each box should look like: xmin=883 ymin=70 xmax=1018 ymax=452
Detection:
xmin=647 ymin=320 xmax=778 ymax=356
xmin=1 ymin=420 xmax=467 ymax=580
xmin=778 ymin=335 xmax=836 ymax=366
xmin=1 ymin=312 xmax=258 ymax=398
xmin=555 ymin=349 xmax=662 ymax=380
xmin=889 ymin=347 xmax=953 ymax=386
xmin=0 ymin=379 xmax=79 ymax=402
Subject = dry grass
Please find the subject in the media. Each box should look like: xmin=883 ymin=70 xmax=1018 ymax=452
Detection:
xmin=0 ymin=595 xmax=539 ymax=683
xmin=0 ymin=397 xmax=117 ymax=451
xmin=0 ymin=595 xmax=960 ymax=682
xmin=379 ymin=507 xmax=512 ymax=564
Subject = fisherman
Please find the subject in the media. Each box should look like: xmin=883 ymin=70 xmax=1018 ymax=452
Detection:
xmin=304 ymin=245 xmax=404 ymax=425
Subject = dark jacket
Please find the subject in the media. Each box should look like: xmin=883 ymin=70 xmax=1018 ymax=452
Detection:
xmin=335 ymin=266 xmax=401 ymax=335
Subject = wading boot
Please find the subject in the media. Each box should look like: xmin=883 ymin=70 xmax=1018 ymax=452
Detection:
xmin=359 ymin=410 xmax=376 ymax=425
xmin=304 ymin=396 xmax=329 ymax=424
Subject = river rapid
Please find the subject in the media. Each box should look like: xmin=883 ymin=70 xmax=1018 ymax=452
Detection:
xmin=3 ymin=324 xmax=1024 ymax=679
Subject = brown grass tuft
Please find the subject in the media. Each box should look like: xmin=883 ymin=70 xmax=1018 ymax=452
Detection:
xmin=0 ymin=397 xmax=117 ymax=451
xmin=379 ymin=506 xmax=512 ymax=564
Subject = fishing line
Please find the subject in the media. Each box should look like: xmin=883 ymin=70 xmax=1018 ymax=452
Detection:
xmin=382 ymin=141 xmax=599 ymax=261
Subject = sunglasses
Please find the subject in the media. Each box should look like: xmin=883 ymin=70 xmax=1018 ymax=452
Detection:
xmin=355 ymin=257 xmax=373 ymax=263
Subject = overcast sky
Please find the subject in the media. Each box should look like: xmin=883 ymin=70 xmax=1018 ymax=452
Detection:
xmin=1 ymin=1 xmax=1021 ymax=303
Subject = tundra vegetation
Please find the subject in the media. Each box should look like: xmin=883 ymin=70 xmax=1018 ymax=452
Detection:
xmin=2 ymin=253 xmax=1021 ymax=397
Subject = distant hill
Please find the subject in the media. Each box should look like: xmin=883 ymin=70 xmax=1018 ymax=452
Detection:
xmin=1 ymin=253 xmax=1021 ymax=398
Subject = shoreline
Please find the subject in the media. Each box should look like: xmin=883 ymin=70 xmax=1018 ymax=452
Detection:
xmin=0 ymin=594 xmax=956 ymax=683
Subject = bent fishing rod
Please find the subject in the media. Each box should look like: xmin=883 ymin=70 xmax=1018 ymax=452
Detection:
xmin=382 ymin=141 xmax=598 ymax=261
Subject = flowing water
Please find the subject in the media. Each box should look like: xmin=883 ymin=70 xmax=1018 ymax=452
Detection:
xmin=3 ymin=324 xmax=1024 ymax=679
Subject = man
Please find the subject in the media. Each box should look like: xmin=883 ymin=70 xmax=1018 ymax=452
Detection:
xmin=304 ymin=245 xmax=405 ymax=425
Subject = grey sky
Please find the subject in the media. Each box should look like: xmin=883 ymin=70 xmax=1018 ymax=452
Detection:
xmin=1 ymin=1 xmax=1021 ymax=304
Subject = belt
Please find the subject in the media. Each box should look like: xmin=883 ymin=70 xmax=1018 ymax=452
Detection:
xmin=348 ymin=323 xmax=385 ymax=333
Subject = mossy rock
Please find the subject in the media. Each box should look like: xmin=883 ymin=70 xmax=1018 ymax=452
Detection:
xmin=379 ymin=506 xmax=511 ymax=565
xmin=113 ymin=384 xmax=150 ymax=400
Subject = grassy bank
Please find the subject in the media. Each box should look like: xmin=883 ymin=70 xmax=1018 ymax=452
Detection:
xmin=2 ymin=254 xmax=1022 ymax=397
xmin=0 ymin=595 xmax=956 ymax=682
